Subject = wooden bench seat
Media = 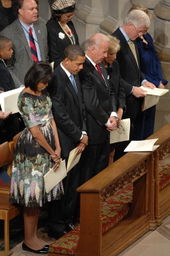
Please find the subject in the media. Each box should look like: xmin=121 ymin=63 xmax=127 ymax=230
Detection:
xmin=0 ymin=185 xmax=20 ymax=256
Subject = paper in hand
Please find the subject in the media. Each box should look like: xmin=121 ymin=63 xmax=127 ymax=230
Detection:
xmin=67 ymin=147 xmax=82 ymax=172
xmin=44 ymin=159 xmax=67 ymax=193
xmin=141 ymin=87 xmax=169 ymax=111
xmin=0 ymin=87 xmax=23 ymax=113
xmin=110 ymin=118 xmax=130 ymax=144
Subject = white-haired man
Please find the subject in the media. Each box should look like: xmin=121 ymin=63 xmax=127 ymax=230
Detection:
xmin=79 ymin=33 xmax=117 ymax=182
xmin=112 ymin=9 xmax=154 ymax=159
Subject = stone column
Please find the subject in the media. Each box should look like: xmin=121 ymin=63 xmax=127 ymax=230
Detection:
xmin=39 ymin=1 xmax=51 ymax=21
xmin=74 ymin=0 xmax=107 ymax=43
xmin=153 ymin=0 xmax=170 ymax=130
xmin=100 ymin=0 xmax=131 ymax=34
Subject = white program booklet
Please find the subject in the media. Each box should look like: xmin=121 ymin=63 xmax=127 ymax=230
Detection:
xmin=124 ymin=138 xmax=159 ymax=152
xmin=67 ymin=147 xmax=82 ymax=172
xmin=110 ymin=118 xmax=130 ymax=144
xmin=0 ymin=87 xmax=23 ymax=113
xmin=44 ymin=159 xmax=67 ymax=193
xmin=142 ymin=95 xmax=160 ymax=111
xmin=141 ymin=86 xmax=169 ymax=111
xmin=141 ymin=86 xmax=169 ymax=96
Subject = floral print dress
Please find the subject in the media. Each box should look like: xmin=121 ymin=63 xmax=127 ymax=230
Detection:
xmin=10 ymin=91 xmax=63 ymax=207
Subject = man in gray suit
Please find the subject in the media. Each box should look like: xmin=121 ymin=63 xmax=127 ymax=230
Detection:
xmin=0 ymin=0 xmax=48 ymax=86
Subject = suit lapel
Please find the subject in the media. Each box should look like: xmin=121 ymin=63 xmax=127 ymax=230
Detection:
xmin=15 ymin=19 xmax=32 ymax=59
xmin=63 ymin=71 xmax=80 ymax=107
xmin=117 ymin=28 xmax=139 ymax=70
xmin=86 ymin=59 xmax=109 ymax=88
xmin=34 ymin=21 xmax=44 ymax=59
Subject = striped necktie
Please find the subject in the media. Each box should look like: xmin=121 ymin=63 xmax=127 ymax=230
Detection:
xmin=29 ymin=27 xmax=38 ymax=62
xmin=70 ymin=74 xmax=78 ymax=94
xmin=95 ymin=64 xmax=105 ymax=80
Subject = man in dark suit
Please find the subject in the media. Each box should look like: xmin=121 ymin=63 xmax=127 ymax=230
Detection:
xmin=47 ymin=45 xmax=88 ymax=239
xmin=112 ymin=9 xmax=155 ymax=159
xmin=0 ymin=0 xmax=48 ymax=86
xmin=79 ymin=33 xmax=118 ymax=183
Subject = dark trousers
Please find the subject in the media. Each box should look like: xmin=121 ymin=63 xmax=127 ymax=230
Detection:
xmin=80 ymin=141 xmax=110 ymax=185
xmin=141 ymin=106 xmax=156 ymax=139
xmin=47 ymin=162 xmax=81 ymax=234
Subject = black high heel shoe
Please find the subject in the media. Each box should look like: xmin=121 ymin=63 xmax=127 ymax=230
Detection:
xmin=22 ymin=242 xmax=49 ymax=254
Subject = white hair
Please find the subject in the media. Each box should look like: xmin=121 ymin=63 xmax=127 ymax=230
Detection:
xmin=124 ymin=9 xmax=150 ymax=28
xmin=82 ymin=33 xmax=110 ymax=51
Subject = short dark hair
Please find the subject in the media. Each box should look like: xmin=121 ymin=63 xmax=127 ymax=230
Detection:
xmin=0 ymin=36 xmax=12 ymax=49
xmin=63 ymin=45 xmax=85 ymax=61
xmin=24 ymin=62 xmax=52 ymax=91
xmin=16 ymin=0 xmax=39 ymax=13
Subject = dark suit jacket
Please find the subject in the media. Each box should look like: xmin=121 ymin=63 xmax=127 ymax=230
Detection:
xmin=49 ymin=65 xmax=86 ymax=158
xmin=0 ymin=60 xmax=15 ymax=91
xmin=46 ymin=19 xmax=79 ymax=67
xmin=112 ymin=28 xmax=144 ymax=119
xmin=0 ymin=18 xmax=48 ymax=85
xmin=79 ymin=59 xmax=114 ymax=145
xmin=106 ymin=61 xmax=126 ymax=111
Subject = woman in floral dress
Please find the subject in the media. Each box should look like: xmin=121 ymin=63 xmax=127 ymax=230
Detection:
xmin=10 ymin=62 xmax=63 ymax=254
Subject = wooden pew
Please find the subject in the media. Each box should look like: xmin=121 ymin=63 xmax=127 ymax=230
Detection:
xmin=149 ymin=123 xmax=170 ymax=225
xmin=76 ymin=152 xmax=154 ymax=256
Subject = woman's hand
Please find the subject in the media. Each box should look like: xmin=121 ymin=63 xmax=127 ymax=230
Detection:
xmin=50 ymin=153 xmax=61 ymax=171
xmin=54 ymin=146 xmax=61 ymax=159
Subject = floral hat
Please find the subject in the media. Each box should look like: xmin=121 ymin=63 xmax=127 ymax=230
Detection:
xmin=51 ymin=0 xmax=76 ymax=14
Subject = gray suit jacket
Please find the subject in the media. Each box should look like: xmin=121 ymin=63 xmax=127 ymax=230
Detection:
xmin=0 ymin=18 xmax=48 ymax=86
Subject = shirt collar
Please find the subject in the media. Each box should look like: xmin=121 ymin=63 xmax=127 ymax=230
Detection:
xmin=119 ymin=27 xmax=130 ymax=41
xmin=19 ymin=19 xmax=34 ymax=31
xmin=86 ymin=54 xmax=96 ymax=67
xmin=60 ymin=62 xmax=72 ymax=78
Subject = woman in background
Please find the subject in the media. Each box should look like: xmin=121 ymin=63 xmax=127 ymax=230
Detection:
xmin=129 ymin=5 xmax=168 ymax=138
xmin=47 ymin=0 xmax=79 ymax=68
xmin=103 ymin=35 xmax=126 ymax=121
xmin=103 ymin=35 xmax=126 ymax=161
xmin=10 ymin=62 xmax=63 ymax=254
xmin=0 ymin=0 xmax=17 ymax=31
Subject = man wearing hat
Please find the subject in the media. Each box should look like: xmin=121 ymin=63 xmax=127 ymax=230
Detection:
xmin=47 ymin=0 xmax=79 ymax=68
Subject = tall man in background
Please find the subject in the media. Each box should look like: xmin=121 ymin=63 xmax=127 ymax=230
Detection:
xmin=112 ymin=9 xmax=154 ymax=159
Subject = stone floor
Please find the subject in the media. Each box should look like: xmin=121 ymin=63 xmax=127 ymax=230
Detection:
xmin=8 ymin=215 xmax=170 ymax=256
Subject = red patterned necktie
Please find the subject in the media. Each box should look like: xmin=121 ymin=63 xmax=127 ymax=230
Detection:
xmin=29 ymin=27 xmax=38 ymax=62
xmin=95 ymin=64 xmax=104 ymax=79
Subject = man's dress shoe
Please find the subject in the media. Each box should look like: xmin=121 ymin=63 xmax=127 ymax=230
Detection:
xmin=22 ymin=242 xmax=49 ymax=254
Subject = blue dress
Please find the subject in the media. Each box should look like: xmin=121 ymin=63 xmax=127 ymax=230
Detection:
xmin=136 ymin=33 xmax=168 ymax=138
xmin=136 ymin=33 xmax=167 ymax=87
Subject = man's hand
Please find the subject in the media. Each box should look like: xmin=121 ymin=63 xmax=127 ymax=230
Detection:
xmin=142 ymin=81 xmax=156 ymax=88
xmin=132 ymin=86 xmax=147 ymax=98
xmin=80 ymin=134 xmax=88 ymax=146
xmin=77 ymin=135 xmax=88 ymax=153
xmin=158 ymin=82 xmax=165 ymax=89
xmin=106 ymin=116 xmax=118 ymax=131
